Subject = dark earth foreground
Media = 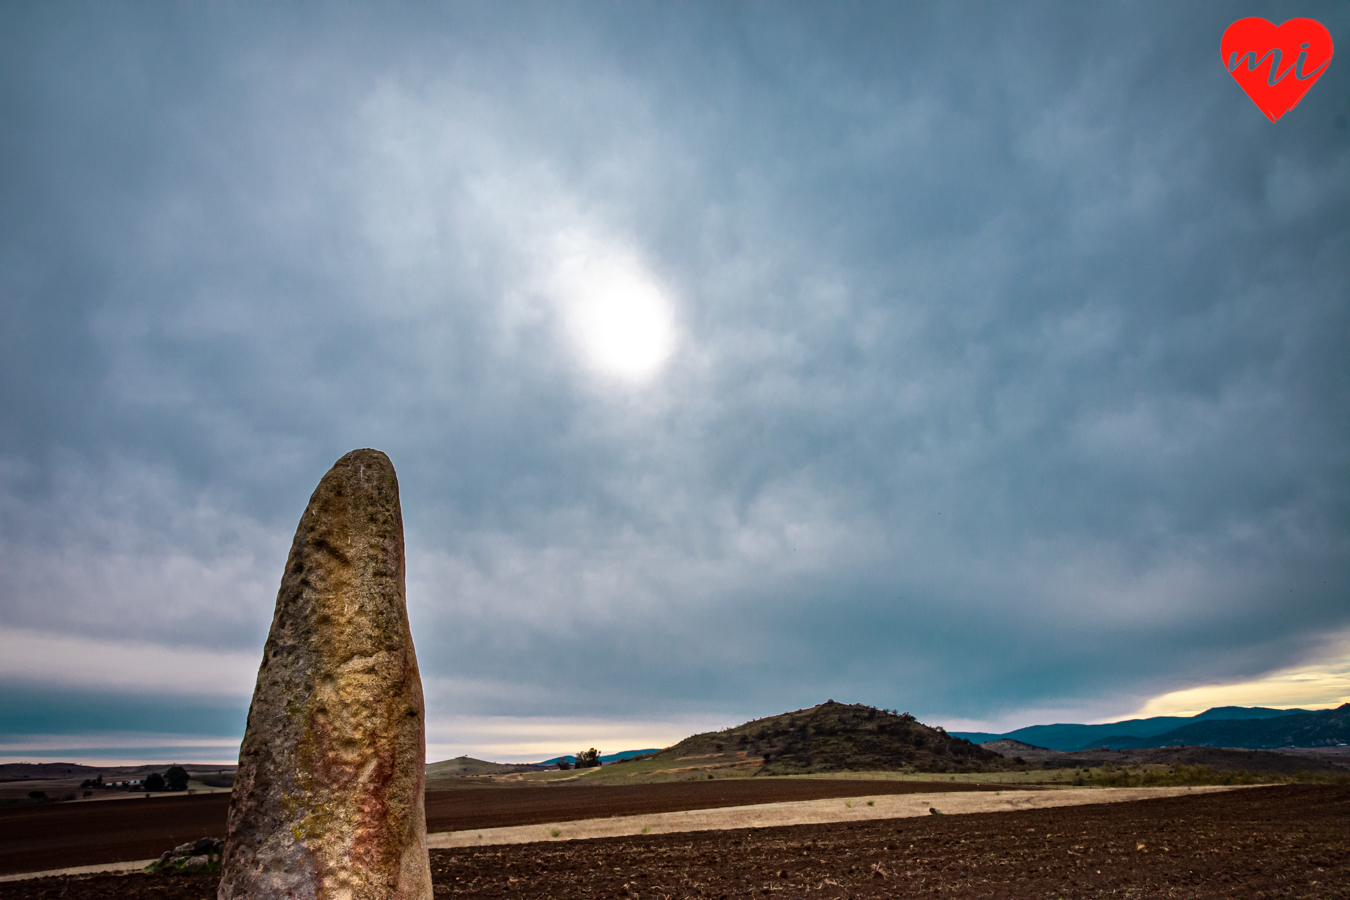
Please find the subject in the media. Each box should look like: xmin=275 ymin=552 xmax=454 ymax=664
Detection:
xmin=0 ymin=779 xmax=1005 ymax=877
xmin=1 ymin=785 xmax=1345 ymax=899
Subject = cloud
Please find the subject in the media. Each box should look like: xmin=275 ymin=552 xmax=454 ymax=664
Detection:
xmin=425 ymin=713 xmax=723 ymax=765
xmin=0 ymin=733 xmax=242 ymax=766
xmin=1 ymin=2 xmax=1348 ymax=754
xmin=0 ymin=628 xmax=257 ymax=697
xmin=0 ymin=456 xmax=286 ymax=649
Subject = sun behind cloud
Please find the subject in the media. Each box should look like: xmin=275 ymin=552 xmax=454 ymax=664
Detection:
xmin=549 ymin=235 xmax=676 ymax=383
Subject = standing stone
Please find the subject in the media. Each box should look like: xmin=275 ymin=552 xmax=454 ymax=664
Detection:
xmin=220 ymin=449 xmax=432 ymax=900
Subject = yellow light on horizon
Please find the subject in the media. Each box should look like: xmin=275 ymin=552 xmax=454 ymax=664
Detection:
xmin=1127 ymin=636 xmax=1350 ymax=719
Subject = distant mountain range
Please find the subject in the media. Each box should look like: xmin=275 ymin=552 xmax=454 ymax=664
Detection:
xmin=952 ymin=704 xmax=1349 ymax=751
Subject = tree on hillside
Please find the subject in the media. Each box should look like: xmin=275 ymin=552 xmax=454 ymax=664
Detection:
xmin=164 ymin=766 xmax=190 ymax=791
xmin=144 ymin=772 xmax=166 ymax=791
xmin=575 ymin=748 xmax=602 ymax=768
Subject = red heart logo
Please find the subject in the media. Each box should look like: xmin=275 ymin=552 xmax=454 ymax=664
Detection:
xmin=1222 ymin=18 xmax=1333 ymax=122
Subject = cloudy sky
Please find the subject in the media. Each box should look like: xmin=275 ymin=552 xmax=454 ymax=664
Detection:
xmin=2 ymin=2 xmax=1348 ymax=765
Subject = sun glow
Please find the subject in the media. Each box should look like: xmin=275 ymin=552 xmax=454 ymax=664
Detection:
xmin=550 ymin=239 xmax=675 ymax=383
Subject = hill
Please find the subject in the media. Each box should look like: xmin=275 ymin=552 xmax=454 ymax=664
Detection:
xmin=0 ymin=763 xmax=107 ymax=781
xmin=980 ymin=739 xmax=1048 ymax=755
xmin=1190 ymin=705 xmax=1316 ymax=722
xmin=424 ymin=756 xmax=551 ymax=779
xmin=651 ymin=701 xmax=1015 ymax=775
xmin=953 ymin=706 xmax=1314 ymax=752
xmin=1082 ymin=704 xmax=1350 ymax=751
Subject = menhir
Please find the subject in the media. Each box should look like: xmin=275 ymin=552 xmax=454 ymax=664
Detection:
xmin=219 ymin=449 xmax=432 ymax=900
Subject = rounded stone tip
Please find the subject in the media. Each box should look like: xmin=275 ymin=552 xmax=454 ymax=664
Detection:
xmin=315 ymin=449 xmax=400 ymax=502
xmin=337 ymin=447 xmax=393 ymax=465
xmin=329 ymin=448 xmax=396 ymax=476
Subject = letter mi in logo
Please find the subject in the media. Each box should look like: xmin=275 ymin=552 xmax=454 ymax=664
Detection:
xmin=1222 ymin=18 xmax=1333 ymax=122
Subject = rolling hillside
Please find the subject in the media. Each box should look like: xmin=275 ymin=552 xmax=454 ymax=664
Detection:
xmin=425 ymin=756 xmax=550 ymax=779
xmin=652 ymin=701 xmax=1016 ymax=774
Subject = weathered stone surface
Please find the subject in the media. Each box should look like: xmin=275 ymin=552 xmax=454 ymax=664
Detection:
xmin=220 ymin=449 xmax=432 ymax=900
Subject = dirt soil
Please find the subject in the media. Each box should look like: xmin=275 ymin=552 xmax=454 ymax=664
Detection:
xmin=423 ymin=779 xmax=1007 ymax=832
xmin=427 ymin=786 xmax=1245 ymax=848
xmin=1 ymin=785 xmax=1344 ymax=899
xmin=0 ymin=779 xmax=1005 ymax=877
xmin=989 ymin=743 xmax=1350 ymax=776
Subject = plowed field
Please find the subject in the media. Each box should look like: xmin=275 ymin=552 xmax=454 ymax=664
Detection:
xmin=0 ymin=785 xmax=1345 ymax=899
xmin=0 ymin=779 xmax=1003 ymax=876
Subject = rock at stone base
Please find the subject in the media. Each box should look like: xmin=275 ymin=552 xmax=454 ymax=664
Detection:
xmin=219 ymin=449 xmax=432 ymax=900
xmin=145 ymin=838 xmax=225 ymax=875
